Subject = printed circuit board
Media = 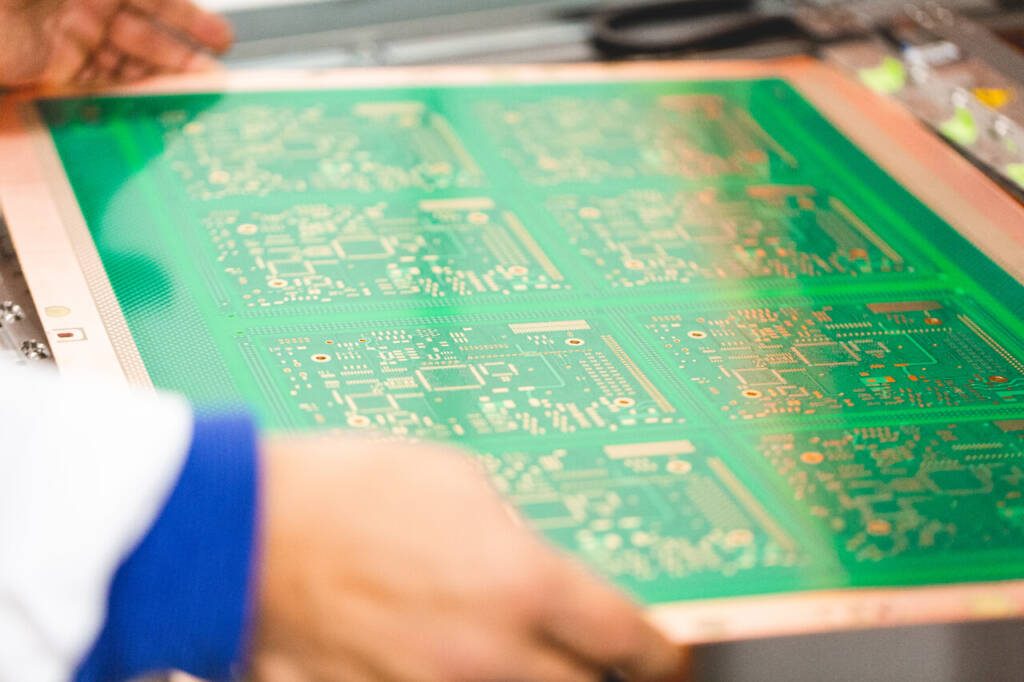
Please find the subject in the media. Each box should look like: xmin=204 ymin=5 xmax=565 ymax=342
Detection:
xmin=34 ymin=69 xmax=1024 ymax=614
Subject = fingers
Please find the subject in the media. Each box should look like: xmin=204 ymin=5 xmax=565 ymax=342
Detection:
xmin=61 ymin=5 xmax=109 ymax=49
xmin=43 ymin=7 xmax=108 ymax=85
xmin=88 ymin=0 xmax=230 ymax=84
xmin=75 ymin=47 xmax=151 ymax=86
xmin=108 ymin=10 xmax=205 ymax=71
xmin=541 ymin=559 xmax=688 ymax=681
xmin=129 ymin=0 xmax=233 ymax=53
xmin=249 ymin=653 xmax=308 ymax=682
xmin=75 ymin=64 xmax=100 ymax=86
xmin=119 ymin=57 xmax=152 ymax=83
xmin=92 ymin=47 xmax=123 ymax=76
xmin=516 ymin=642 xmax=604 ymax=682
xmin=252 ymin=652 xmax=378 ymax=682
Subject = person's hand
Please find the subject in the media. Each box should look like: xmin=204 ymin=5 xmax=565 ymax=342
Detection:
xmin=0 ymin=0 xmax=232 ymax=88
xmin=254 ymin=436 xmax=688 ymax=681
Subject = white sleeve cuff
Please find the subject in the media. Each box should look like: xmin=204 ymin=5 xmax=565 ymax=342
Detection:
xmin=0 ymin=364 xmax=193 ymax=682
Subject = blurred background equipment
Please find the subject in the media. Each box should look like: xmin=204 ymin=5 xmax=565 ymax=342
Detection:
xmin=212 ymin=0 xmax=1022 ymax=68
xmin=214 ymin=0 xmax=1024 ymax=197
xmin=0 ymin=219 xmax=51 ymax=365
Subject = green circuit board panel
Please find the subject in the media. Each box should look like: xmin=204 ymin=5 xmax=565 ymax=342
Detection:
xmin=40 ymin=75 xmax=1024 ymax=606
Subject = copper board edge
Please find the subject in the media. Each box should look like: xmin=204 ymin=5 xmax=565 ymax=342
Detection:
xmin=2 ymin=59 xmax=1024 ymax=643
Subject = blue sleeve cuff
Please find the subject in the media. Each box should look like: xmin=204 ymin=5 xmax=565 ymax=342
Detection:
xmin=75 ymin=409 xmax=261 ymax=682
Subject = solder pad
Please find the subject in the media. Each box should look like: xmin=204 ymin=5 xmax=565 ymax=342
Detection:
xmin=4 ymin=60 xmax=1024 ymax=644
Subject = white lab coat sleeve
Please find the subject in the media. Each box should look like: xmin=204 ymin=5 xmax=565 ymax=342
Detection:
xmin=0 ymin=362 xmax=193 ymax=682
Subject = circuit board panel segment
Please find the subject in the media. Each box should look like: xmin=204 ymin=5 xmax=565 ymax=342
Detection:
xmin=241 ymin=317 xmax=686 ymax=438
xmin=201 ymin=198 xmax=567 ymax=310
xmin=750 ymin=419 xmax=1024 ymax=583
xmin=478 ymin=432 xmax=815 ymax=603
xmin=476 ymin=92 xmax=797 ymax=185
xmin=159 ymin=98 xmax=484 ymax=197
xmin=546 ymin=185 xmax=920 ymax=288
xmin=642 ymin=298 xmax=1024 ymax=421
xmin=38 ymin=72 xmax=1024 ymax=610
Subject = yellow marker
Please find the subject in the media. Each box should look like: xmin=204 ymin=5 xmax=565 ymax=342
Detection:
xmin=973 ymin=87 xmax=1012 ymax=109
